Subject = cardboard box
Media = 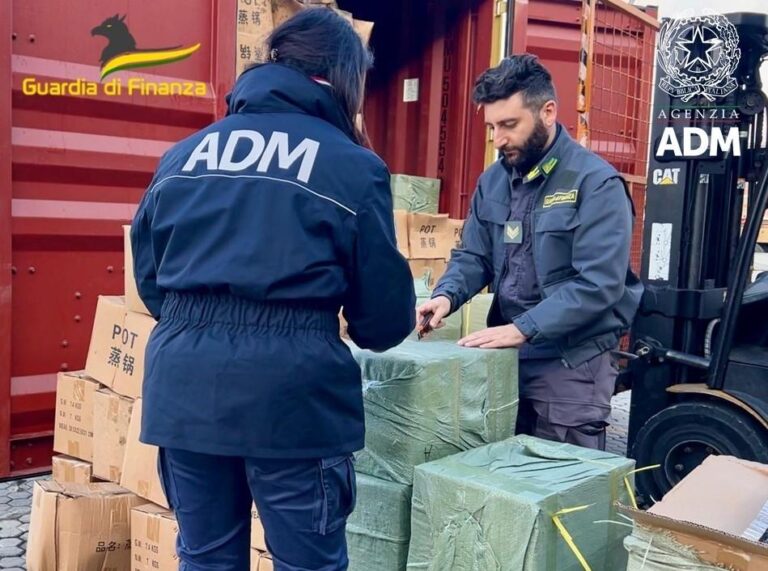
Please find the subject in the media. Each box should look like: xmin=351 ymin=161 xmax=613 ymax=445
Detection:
xmin=123 ymin=225 xmax=150 ymax=316
xmin=237 ymin=0 xmax=274 ymax=35
xmin=619 ymin=455 xmax=768 ymax=570
xmin=120 ymin=398 xmax=168 ymax=508
xmin=251 ymin=549 xmax=260 ymax=571
xmin=131 ymin=503 xmax=179 ymax=571
xmin=26 ymin=480 xmax=142 ymax=571
xmin=53 ymin=372 xmax=100 ymax=462
xmin=85 ymin=295 xmax=156 ymax=399
xmin=93 ymin=388 xmax=134 ymax=483
xmin=447 ymin=218 xmax=464 ymax=253
xmin=408 ymin=259 xmax=447 ymax=290
xmin=51 ymin=455 xmax=94 ymax=485
xmin=407 ymin=213 xmax=452 ymax=259
xmin=272 ymin=0 xmax=304 ymax=27
xmin=251 ymin=504 xmax=267 ymax=551
xmin=394 ymin=209 xmax=410 ymax=258
xmin=257 ymin=551 xmax=274 ymax=571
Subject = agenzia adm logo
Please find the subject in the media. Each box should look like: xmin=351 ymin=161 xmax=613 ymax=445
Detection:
xmin=657 ymin=14 xmax=741 ymax=102
xmin=91 ymin=14 xmax=201 ymax=81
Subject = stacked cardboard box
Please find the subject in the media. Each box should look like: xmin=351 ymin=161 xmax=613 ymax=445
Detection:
xmin=235 ymin=0 xmax=373 ymax=77
xmin=390 ymin=173 xmax=465 ymax=307
xmin=250 ymin=505 xmax=272 ymax=569
xmin=28 ymin=226 xmax=174 ymax=570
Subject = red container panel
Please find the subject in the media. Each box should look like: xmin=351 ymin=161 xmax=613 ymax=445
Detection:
xmin=2 ymin=0 xmax=235 ymax=478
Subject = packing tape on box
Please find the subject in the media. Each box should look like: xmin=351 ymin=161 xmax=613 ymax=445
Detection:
xmin=64 ymin=464 xmax=75 ymax=482
xmin=147 ymin=516 xmax=161 ymax=543
xmin=74 ymin=380 xmax=85 ymax=401
xmin=67 ymin=440 xmax=80 ymax=457
xmin=108 ymin=398 xmax=119 ymax=422
xmin=139 ymin=480 xmax=151 ymax=498
xmin=110 ymin=465 xmax=121 ymax=482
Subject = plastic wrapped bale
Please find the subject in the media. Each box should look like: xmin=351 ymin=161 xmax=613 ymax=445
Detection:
xmin=624 ymin=525 xmax=723 ymax=571
xmin=347 ymin=473 xmax=412 ymax=571
xmin=460 ymin=293 xmax=494 ymax=337
xmin=351 ymin=340 xmax=518 ymax=485
xmin=406 ymin=274 xmax=462 ymax=342
xmin=391 ymin=174 xmax=440 ymax=214
xmin=407 ymin=436 xmax=635 ymax=571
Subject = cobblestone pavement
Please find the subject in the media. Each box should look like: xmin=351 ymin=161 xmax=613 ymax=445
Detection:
xmin=1 ymin=391 xmax=633 ymax=569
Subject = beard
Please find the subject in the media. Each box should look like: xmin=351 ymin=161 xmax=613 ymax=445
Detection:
xmin=501 ymin=119 xmax=550 ymax=175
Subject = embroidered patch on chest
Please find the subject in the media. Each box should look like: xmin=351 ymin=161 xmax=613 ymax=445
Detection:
xmin=542 ymin=189 xmax=578 ymax=208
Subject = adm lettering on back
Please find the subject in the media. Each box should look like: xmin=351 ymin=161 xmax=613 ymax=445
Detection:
xmin=181 ymin=130 xmax=320 ymax=183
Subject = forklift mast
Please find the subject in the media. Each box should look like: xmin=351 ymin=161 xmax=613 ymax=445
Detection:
xmin=627 ymin=12 xmax=768 ymax=496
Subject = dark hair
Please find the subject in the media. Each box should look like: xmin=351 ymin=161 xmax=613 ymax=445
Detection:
xmin=267 ymin=9 xmax=374 ymax=144
xmin=472 ymin=54 xmax=556 ymax=110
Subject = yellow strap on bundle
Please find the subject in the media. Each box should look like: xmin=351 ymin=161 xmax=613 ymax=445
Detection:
xmin=552 ymin=504 xmax=594 ymax=571
xmin=623 ymin=465 xmax=661 ymax=509
xmin=462 ymin=299 xmax=472 ymax=338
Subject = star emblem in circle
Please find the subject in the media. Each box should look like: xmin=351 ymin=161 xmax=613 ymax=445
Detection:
xmin=674 ymin=24 xmax=724 ymax=74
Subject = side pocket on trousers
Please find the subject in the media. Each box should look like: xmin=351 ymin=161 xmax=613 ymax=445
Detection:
xmin=156 ymin=447 xmax=176 ymax=511
xmin=317 ymin=455 xmax=356 ymax=535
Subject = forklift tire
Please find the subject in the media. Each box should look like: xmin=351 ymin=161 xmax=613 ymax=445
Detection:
xmin=631 ymin=400 xmax=768 ymax=503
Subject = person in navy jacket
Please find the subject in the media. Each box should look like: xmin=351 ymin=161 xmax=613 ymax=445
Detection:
xmin=130 ymin=9 xmax=415 ymax=570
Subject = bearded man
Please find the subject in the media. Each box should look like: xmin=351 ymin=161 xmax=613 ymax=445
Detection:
xmin=416 ymin=54 xmax=643 ymax=450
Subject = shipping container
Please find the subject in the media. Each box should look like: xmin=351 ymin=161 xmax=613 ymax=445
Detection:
xmin=1 ymin=0 xmax=656 ymax=478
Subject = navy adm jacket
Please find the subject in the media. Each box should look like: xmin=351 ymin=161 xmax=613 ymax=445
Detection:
xmin=130 ymin=64 xmax=416 ymax=458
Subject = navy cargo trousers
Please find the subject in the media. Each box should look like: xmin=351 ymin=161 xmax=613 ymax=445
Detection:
xmin=158 ymin=447 xmax=357 ymax=570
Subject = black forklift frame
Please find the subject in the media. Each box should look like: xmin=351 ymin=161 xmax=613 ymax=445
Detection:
xmin=627 ymin=12 xmax=768 ymax=454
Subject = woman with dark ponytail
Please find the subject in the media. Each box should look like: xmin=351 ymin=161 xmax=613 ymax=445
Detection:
xmin=131 ymin=8 xmax=415 ymax=571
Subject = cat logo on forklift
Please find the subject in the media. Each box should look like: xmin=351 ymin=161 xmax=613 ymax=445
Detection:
xmin=652 ymin=168 xmax=681 ymax=186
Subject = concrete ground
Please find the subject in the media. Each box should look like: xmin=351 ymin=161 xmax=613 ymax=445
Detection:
xmin=0 ymin=391 xmax=632 ymax=569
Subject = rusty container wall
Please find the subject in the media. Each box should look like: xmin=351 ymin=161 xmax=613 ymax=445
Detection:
xmin=510 ymin=0 xmax=585 ymax=141
xmin=347 ymin=0 xmax=494 ymax=219
xmin=2 ymin=1 xmax=235 ymax=478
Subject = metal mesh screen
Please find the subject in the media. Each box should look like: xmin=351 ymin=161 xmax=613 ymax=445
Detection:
xmin=578 ymin=0 xmax=658 ymax=271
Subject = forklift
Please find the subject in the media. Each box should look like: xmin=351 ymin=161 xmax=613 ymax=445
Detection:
xmin=625 ymin=12 xmax=768 ymax=501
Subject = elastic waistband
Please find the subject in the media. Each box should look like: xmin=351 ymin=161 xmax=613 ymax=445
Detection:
xmin=162 ymin=292 xmax=339 ymax=333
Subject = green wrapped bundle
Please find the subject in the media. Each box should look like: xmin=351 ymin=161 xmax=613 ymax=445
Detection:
xmin=351 ymin=340 xmax=518 ymax=485
xmin=347 ymin=472 xmax=412 ymax=571
xmin=391 ymin=174 xmax=441 ymax=214
xmin=407 ymin=436 xmax=635 ymax=571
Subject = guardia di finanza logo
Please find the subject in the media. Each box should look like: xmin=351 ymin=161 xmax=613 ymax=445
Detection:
xmin=91 ymin=14 xmax=201 ymax=80
xmin=657 ymin=14 xmax=741 ymax=102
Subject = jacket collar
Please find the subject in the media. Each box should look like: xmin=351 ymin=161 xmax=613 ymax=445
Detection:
xmin=225 ymin=63 xmax=355 ymax=140
xmin=507 ymin=123 xmax=568 ymax=184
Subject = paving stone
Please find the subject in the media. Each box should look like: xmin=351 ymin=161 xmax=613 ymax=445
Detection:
xmin=0 ymin=528 xmax=22 ymax=540
xmin=0 ymin=557 xmax=25 ymax=568
xmin=0 ymin=547 xmax=21 ymax=559
xmin=0 ymin=540 xmax=20 ymax=549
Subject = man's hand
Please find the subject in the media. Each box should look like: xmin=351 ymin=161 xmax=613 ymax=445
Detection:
xmin=458 ymin=324 xmax=527 ymax=348
xmin=415 ymin=296 xmax=452 ymax=338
